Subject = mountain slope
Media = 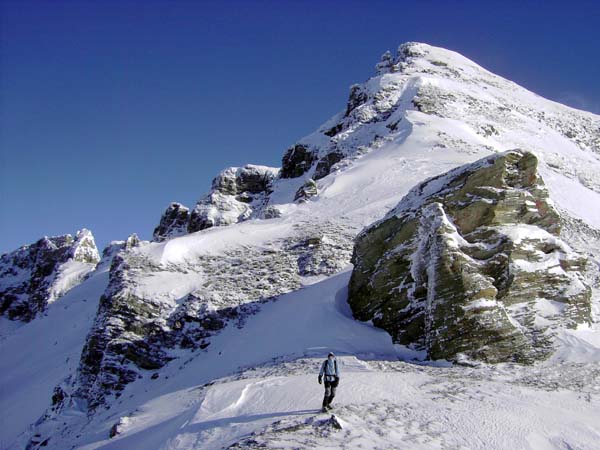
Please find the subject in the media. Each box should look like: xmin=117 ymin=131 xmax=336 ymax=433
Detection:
xmin=16 ymin=269 xmax=600 ymax=449
xmin=1 ymin=42 xmax=599 ymax=450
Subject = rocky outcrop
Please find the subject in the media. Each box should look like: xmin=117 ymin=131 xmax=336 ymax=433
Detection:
xmin=153 ymin=203 xmax=190 ymax=242
xmin=59 ymin=220 xmax=355 ymax=411
xmin=95 ymin=234 xmax=142 ymax=272
xmin=314 ymin=151 xmax=345 ymax=180
xmin=151 ymin=166 xmax=279 ymax=241
xmin=74 ymin=248 xmax=171 ymax=410
xmin=0 ymin=229 xmax=100 ymax=322
xmin=294 ymin=179 xmax=318 ymax=202
xmin=187 ymin=164 xmax=279 ymax=233
xmin=280 ymin=144 xmax=317 ymax=179
xmin=348 ymin=150 xmax=592 ymax=364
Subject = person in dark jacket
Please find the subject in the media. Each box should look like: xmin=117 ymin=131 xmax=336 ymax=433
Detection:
xmin=318 ymin=352 xmax=340 ymax=412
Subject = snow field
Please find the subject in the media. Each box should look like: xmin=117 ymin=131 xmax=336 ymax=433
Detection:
xmin=50 ymin=268 xmax=600 ymax=450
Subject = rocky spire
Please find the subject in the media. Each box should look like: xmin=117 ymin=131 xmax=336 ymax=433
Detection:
xmin=0 ymin=229 xmax=101 ymax=322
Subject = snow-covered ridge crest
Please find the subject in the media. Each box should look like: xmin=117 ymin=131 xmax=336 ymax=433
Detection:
xmin=153 ymin=42 xmax=600 ymax=243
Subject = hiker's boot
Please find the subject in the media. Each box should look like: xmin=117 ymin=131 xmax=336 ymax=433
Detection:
xmin=327 ymin=395 xmax=335 ymax=410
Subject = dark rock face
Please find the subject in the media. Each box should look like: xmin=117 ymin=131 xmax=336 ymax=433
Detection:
xmin=73 ymin=240 xmax=167 ymax=410
xmin=280 ymin=144 xmax=317 ymax=179
xmin=314 ymin=151 xmax=345 ymax=180
xmin=348 ymin=150 xmax=592 ymax=364
xmin=0 ymin=229 xmax=100 ymax=322
xmin=153 ymin=203 xmax=190 ymax=242
xmin=345 ymin=84 xmax=369 ymax=117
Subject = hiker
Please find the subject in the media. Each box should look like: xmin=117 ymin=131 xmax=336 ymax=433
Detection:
xmin=318 ymin=352 xmax=340 ymax=412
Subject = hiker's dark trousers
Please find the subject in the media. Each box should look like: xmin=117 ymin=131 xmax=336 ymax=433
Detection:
xmin=322 ymin=380 xmax=336 ymax=407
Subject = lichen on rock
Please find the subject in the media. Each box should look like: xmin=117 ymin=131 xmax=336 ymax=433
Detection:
xmin=348 ymin=150 xmax=592 ymax=364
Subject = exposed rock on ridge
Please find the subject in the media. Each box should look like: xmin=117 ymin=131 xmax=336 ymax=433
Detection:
xmin=152 ymin=203 xmax=189 ymax=242
xmin=153 ymin=165 xmax=279 ymax=241
xmin=188 ymin=164 xmax=279 ymax=233
xmin=348 ymin=150 xmax=592 ymax=363
xmin=0 ymin=229 xmax=100 ymax=322
xmin=57 ymin=220 xmax=356 ymax=410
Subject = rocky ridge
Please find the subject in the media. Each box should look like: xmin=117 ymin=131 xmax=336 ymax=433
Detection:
xmin=153 ymin=165 xmax=280 ymax=241
xmin=0 ymin=229 xmax=100 ymax=322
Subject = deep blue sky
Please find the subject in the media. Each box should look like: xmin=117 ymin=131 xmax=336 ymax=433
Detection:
xmin=1 ymin=0 xmax=599 ymax=255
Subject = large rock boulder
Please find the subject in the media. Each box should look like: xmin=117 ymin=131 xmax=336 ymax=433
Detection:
xmin=348 ymin=150 xmax=592 ymax=364
xmin=0 ymin=229 xmax=100 ymax=321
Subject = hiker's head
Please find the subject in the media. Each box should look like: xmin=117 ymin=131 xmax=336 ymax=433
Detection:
xmin=328 ymin=352 xmax=335 ymax=360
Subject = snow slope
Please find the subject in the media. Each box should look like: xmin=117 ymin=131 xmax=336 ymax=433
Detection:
xmin=28 ymin=269 xmax=600 ymax=450
xmin=0 ymin=265 xmax=109 ymax=448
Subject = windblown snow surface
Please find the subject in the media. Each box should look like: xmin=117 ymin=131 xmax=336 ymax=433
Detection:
xmin=2 ymin=43 xmax=600 ymax=449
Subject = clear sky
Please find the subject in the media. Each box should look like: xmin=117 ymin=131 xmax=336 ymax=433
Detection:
xmin=1 ymin=0 xmax=599 ymax=255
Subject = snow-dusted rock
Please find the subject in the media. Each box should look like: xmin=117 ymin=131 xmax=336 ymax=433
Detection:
xmin=152 ymin=165 xmax=280 ymax=242
xmin=63 ymin=219 xmax=355 ymax=411
xmin=348 ymin=150 xmax=592 ymax=363
xmin=152 ymin=202 xmax=190 ymax=242
xmin=294 ymin=178 xmax=318 ymax=202
xmin=0 ymin=229 xmax=100 ymax=322
xmin=187 ymin=164 xmax=279 ymax=233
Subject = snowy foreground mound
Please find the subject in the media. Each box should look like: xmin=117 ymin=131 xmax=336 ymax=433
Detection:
xmin=1 ymin=42 xmax=600 ymax=449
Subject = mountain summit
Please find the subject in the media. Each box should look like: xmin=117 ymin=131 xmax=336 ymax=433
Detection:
xmin=1 ymin=42 xmax=599 ymax=450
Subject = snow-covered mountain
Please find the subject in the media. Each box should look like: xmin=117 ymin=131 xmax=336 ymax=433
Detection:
xmin=0 ymin=229 xmax=100 ymax=324
xmin=1 ymin=42 xmax=599 ymax=450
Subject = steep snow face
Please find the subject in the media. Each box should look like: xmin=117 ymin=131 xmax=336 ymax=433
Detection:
xmin=0 ymin=228 xmax=100 ymax=322
xmin=284 ymin=42 xmax=600 ymax=226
